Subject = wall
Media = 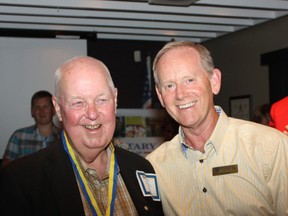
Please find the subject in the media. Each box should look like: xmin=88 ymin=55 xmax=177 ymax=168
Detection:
xmin=204 ymin=15 xmax=288 ymax=115
xmin=89 ymin=39 xmax=165 ymax=108
xmin=1 ymin=15 xmax=287 ymax=157
xmin=0 ymin=37 xmax=87 ymax=157
xmin=89 ymin=15 xmax=288 ymax=113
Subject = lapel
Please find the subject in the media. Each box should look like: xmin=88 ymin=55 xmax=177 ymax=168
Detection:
xmin=115 ymin=147 xmax=150 ymax=215
xmin=45 ymin=141 xmax=85 ymax=215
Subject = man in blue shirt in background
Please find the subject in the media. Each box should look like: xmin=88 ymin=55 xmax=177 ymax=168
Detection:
xmin=2 ymin=90 xmax=60 ymax=167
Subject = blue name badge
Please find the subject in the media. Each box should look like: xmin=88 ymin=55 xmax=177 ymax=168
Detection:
xmin=136 ymin=170 xmax=161 ymax=201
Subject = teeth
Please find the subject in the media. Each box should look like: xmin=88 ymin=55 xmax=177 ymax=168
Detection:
xmin=179 ymin=103 xmax=193 ymax=109
xmin=85 ymin=125 xmax=100 ymax=129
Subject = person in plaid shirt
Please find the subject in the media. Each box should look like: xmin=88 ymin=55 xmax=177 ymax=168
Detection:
xmin=2 ymin=90 xmax=60 ymax=167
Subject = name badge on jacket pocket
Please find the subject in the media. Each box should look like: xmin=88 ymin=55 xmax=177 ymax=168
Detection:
xmin=136 ymin=170 xmax=161 ymax=201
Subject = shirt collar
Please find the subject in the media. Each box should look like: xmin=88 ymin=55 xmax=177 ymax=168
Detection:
xmin=211 ymin=106 xmax=229 ymax=153
xmin=79 ymin=143 xmax=119 ymax=180
xmin=33 ymin=124 xmax=59 ymax=138
xmin=180 ymin=106 xmax=228 ymax=157
xmin=33 ymin=124 xmax=40 ymax=137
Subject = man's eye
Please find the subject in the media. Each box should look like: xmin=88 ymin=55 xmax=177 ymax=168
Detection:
xmin=70 ymin=101 xmax=85 ymax=109
xmin=96 ymin=98 xmax=108 ymax=105
xmin=164 ymin=83 xmax=175 ymax=90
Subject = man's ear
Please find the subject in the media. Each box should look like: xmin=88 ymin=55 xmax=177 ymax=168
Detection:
xmin=114 ymin=88 xmax=118 ymax=111
xmin=155 ymin=85 xmax=165 ymax=108
xmin=52 ymin=96 xmax=62 ymax=121
xmin=210 ymin=68 xmax=221 ymax=95
xmin=52 ymin=101 xmax=56 ymax=116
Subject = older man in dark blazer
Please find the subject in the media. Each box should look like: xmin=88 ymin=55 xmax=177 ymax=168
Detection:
xmin=0 ymin=56 xmax=163 ymax=216
xmin=0 ymin=140 xmax=162 ymax=215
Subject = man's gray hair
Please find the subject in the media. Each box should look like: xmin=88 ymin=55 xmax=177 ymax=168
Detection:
xmin=153 ymin=41 xmax=215 ymax=84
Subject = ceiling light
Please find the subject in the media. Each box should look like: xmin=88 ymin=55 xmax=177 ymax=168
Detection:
xmin=148 ymin=0 xmax=199 ymax=6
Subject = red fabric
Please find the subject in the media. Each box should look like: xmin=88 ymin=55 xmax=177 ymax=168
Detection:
xmin=269 ymin=96 xmax=288 ymax=132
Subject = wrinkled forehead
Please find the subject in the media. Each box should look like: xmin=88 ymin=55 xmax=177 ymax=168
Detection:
xmin=157 ymin=47 xmax=202 ymax=72
xmin=64 ymin=57 xmax=105 ymax=75
xmin=61 ymin=64 xmax=109 ymax=95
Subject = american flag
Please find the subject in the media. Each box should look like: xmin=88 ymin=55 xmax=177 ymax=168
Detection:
xmin=142 ymin=56 xmax=152 ymax=108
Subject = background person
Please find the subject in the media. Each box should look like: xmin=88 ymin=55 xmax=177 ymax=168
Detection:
xmin=252 ymin=103 xmax=271 ymax=125
xmin=146 ymin=41 xmax=288 ymax=215
xmin=269 ymin=96 xmax=288 ymax=133
xmin=284 ymin=125 xmax=288 ymax=135
xmin=2 ymin=90 xmax=59 ymax=167
xmin=0 ymin=56 xmax=163 ymax=216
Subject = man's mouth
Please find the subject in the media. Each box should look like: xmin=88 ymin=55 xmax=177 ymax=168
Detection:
xmin=84 ymin=124 xmax=101 ymax=130
xmin=178 ymin=102 xmax=195 ymax=109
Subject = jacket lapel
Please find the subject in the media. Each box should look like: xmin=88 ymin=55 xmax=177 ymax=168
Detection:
xmin=45 ymin=141 xmax=85 ymax=215
xmin=115 ymin=147 xmax=150 ymax=215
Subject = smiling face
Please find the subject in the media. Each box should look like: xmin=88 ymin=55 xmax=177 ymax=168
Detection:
xmin=155 ymin=46 xmax=221 ymax=130
xmin=31 ymin=97 xmax=54 ymax=126
xmin=53 ymin=57 xmax=117 ymax=160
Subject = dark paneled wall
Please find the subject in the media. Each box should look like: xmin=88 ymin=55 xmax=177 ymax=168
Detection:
xmin=261 ymin=48 xmax=288 ymax=104
xmin=88 ymin=39 xmax=166 ymax=108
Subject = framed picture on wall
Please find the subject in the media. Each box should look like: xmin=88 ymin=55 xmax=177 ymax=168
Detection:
xmin=229 ymin=95 xmax=252 ymax=120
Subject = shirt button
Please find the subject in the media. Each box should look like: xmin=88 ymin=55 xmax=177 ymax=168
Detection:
xmin=203 ymin=187 xmax=207 ymax=193
xmin=144 ymin=206 xmax=149 ymax=211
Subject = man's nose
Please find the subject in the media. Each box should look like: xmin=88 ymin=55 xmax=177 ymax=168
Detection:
xmin=85 ymin=103 xmax=99 ymax=120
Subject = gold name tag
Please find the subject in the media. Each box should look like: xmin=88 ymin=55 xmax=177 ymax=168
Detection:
xmin=212 ymin=164 xmax=238 ymax=176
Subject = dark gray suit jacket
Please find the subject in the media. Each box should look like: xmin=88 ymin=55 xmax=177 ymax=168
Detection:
xmin=0 ymin=139 xmax=163 ymax=216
